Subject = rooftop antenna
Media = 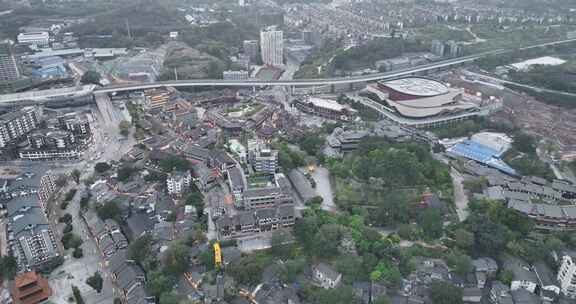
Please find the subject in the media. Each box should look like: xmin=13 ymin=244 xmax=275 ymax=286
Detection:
xmin=125 ymin=19 xmax=132 ymax=40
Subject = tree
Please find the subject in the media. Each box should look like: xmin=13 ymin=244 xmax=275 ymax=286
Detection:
xmin=117 ymin=165 xmax=135 ymax=182
xmin=512 ymin=132 xmax=536 ymax=154
xmin=73 ymin=247 xmax=84 ymax=258
xmin=228 ymin=254 xmax=272 ymax=286
xmin=303 ymin=284 xmax=358 ymax=304
xmin=447 ymin=252 xmax=473 ymax=276
xmin=94 ymin=162 xmax=111 ymax=173
xmin=199 ymin=247 xmax=215 ymax=271
xmin=64 ymin=189 xmax=77 ymax=202
xmin=306 ymin=196 xmax=323 ymax=207
xmin=80 ymin=70 xmax=101 ymax=85
xmin=498 ymin=269 xmax=513 ymax=286
xmin=419 ymin=208 xmax=443 ymax=240
xmin=281 ymin=258 xmax=306 ymax=283
xmin=454 ymin=229 xmax=474 ymax=250
xmin=0 ymin=255 xmax=17 ymax=280
xmin=86 ymin=272 xmax=103 ymax=293
xmin=271 ymin=230 xmax=292 ymax=258
xmin=335 ymin=255 xmax=364 ymax=283
xmin=298 ymin=132 xmax=324 ymax=156
xmin=398 ymin=224 xmax=420 ymax=241
xmin=466 ymin=214 xmax=510 ymax=255
xmin=119 ymin=120 xmax=131 ymax=137
xmin=59 ymin=213 xmax=73 ymax=224
xmin=429 ymin=281 xmax=463 ymax=304
xmin=374 ymin=296 xmax=391 ymax=304
xmin=373 ymin=261 xmax=402 ymax=288
xmin=61 ymin=233 xmax=83 ymax=250
xmin=127 ymin=235 xmax=153 ymax=265
xmin=96 ymin=200 xmax=122 ymax=222
xmin=312 ymin=224 xmax=343 ymax=258
xmin=159 ymin=292 xmax=180 ymax=304
xmin=72 ymin=285 xmax=85 ymax=304
xmin=114 ymin=299 xmax=122 ymax=304
xmin=63 ymin=223 xmax=73 ymax=234
xmin=159 ymin=155 xmax=191 ymax=172
xmin=147 ymin=271 xmax=172 ymax=298
xmin=294 ymin=216 xmax=320 ymax=252
xmin=163 ymin=241 xmax=190 ymax=275
xmin=185 ymin=192 xmax=204 ymax=219
xmin=71 ymin=169 xmax=81 ymax=184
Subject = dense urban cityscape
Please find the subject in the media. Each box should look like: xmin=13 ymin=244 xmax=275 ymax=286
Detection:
xmin=1 ymin=0 xmax=576 ymax=304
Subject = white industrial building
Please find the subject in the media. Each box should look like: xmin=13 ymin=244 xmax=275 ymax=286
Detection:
xmin=17 ymin=32 xmax=50 ymax=48
xmin=470 ymin=132 xmax=513 ymax=155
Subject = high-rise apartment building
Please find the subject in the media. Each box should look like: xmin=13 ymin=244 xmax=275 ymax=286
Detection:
xmin=243 ymin=40 xmax=259 ymax=62
xmin=558 ymin=252 xmax=576 ymax=298
xmin=0 ymin=43 xmax=20 ymax=81
xmin=431 ymin=40 xmax=446 ymax=57
xmin=260 ymin=26 xmax=283 ymax=67
xmin=7 ymin=196 xmax=59 ymax=270
xmin=0 ymin=106 xmax=41 ymax=148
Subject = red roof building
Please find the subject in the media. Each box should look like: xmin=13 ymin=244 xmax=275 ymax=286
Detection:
xmin=11 ymin=272 xmax=52 ymax=304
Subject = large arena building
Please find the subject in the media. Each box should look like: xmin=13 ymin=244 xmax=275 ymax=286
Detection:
xmin=359 ymin=77 xmax=495 ymax=128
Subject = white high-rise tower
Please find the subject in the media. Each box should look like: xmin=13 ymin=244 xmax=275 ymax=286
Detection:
xmin=260 ymin=26 xmax=283 ymax=68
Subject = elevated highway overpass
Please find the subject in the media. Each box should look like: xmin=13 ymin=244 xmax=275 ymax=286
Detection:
xmin=93 ymin=37 xmax=576 ymax=94
xmin=94 ymin=50 xmax=504 ymax=94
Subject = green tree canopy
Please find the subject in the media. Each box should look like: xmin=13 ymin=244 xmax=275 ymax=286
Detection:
xmin=0 ymin=255 xmax=17 ymax=280
xmin=454 ymin=229 xmax=475 ymax=250
xmin=429 ymin=281 xmax=463 ymax=304
xmin=147 ymin=271 xmax=172 ymax=298
xmin=127 ymin=235 xmax=153 ymax=265
xmin=159 ymin=155 xmax=191 ymax=172
xmin=163 ymin=241 xmax=190 ymax=275
xmin=80 ymin=70 xmax=101 ymax=85
xmin=86 ymin=272 xmax=103 ymax=293
xmin=447 ymin=252 xmax=473 ymax=276
xmin=418 ymin=208 xmax=443 ymax=240
xmin=94 ymin=162 xmax=111 ymax=173
xmin=96 ymin=200 xmax=122 ymax=222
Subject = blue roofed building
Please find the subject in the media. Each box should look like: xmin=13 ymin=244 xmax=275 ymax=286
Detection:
xmin=30 ymin=56 xmax=67 ymax=79
xmin=447 ymin=139 xmax=517 ymax=176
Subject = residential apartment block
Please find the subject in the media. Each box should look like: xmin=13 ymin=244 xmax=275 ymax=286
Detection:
xmin=214 ymin=204 xmax=295 ymax=239
xmin=0 ymin=106 xmax=41 ymax=148
xmin=558 ymin=252 xmax=576 ymax=298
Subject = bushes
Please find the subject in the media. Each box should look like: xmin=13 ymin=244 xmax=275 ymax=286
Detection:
xmin=63 ymin=223 xmax=73 ymax=234
xmin=94 ymin=162 xmax=111 ymax=173
xmin=61 ymin=233 xmax=83 ymax=250
xmin=72 ymin=285 xmax=85 ymax=304
xmin=159 ymin=155 xmax=191 ymax=172
xmin=64 ymin=189 xmax=77 ymax=202
xmin=96 ymin=200 xmax=122 ymax=222
xmin=73 ymin=247 xmax=84 ymax=259
xmin=58 ymin=213 xmax=72 ymax=224
xmin=86 ymin=272 xmax=103 ymax=293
